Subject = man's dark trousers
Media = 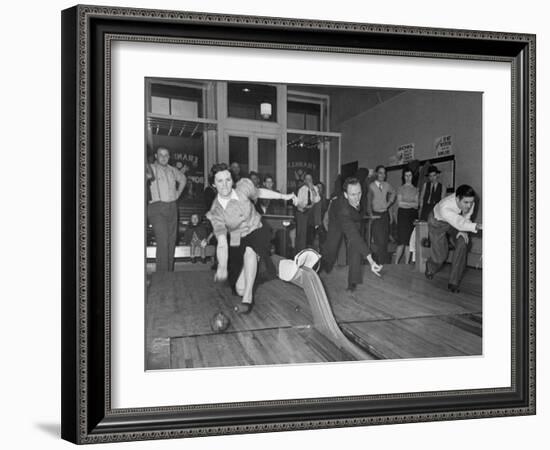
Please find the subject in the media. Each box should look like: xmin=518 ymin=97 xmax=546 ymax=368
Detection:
xmin=322 ymin=198 xmax=371 ymax=287
xmin=296 ymin=209 xmax=314 ymax=252
xmin=148 ymin=201 xmax=178 ymax=272
xmin=425 ymin=212 xmax=470 ymax=286
xmin=371 ymin=210 xmax=390 ymax=264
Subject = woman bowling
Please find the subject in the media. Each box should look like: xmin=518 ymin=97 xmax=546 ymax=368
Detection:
xmin=206 ymin=163 xmax=298 ymax=314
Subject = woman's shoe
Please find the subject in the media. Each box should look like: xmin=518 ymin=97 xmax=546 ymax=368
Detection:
xmin=234 ymin=302 xmax=253 ymax=314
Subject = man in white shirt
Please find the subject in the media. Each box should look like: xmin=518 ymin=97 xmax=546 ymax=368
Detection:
xmin=146 ymin=147 xmax=186 ymax=272
xmin=295 ymin=173 xmax=321 ymax=252
xmin=367 ymin=165 xmax=396 ymax=264
xmin=425 ymin=184 xmax=482 ymax=292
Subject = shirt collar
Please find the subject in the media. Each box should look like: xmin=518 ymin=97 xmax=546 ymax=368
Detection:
xmin=216 ymin=189 xmax=239 ymax=209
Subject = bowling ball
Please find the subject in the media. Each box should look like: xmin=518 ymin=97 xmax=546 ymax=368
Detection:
xmin=210 ymin=312 xmax=230 ymax=333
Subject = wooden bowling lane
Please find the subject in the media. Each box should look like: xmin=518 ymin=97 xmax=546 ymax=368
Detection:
xmin=320 ymin=263 xmax=482 ymax=360
xmin=320 ymin=264 xmax=482 ymax=323
xmin=147 ymin=262 xmax=483 ymax=369
xmin=147 ymin=267 xmax=320 ymax=369
xmin=287 ymin=265 xmax=375 ymax=361
xmin=146 ymin=269 xmax=312 ymax=340
xmin=170 ymin=326 xmax=357 ymax=369
xmin=341 ymin=315 xmax=482 ymax=359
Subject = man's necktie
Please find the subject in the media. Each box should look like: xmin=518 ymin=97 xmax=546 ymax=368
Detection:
xmin=307 ymin=189 xmax=312 ymax=206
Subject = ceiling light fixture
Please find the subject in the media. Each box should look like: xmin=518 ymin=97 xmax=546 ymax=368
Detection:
xmin=260 ymin=101 xmax=272 ymax=120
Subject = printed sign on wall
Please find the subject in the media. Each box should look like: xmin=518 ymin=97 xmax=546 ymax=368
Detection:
xmin=434 ymin=135 xmax=453 ymax=156
xmin=396 ymin=143 xmax=415 ymax=164
xmin=287 ymin=145 xmax=320 ymax=193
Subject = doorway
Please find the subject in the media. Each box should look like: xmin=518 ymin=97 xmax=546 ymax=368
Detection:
xmin=225 ymin=131 xmax=281 ymax=188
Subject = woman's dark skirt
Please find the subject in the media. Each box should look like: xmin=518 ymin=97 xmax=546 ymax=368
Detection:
xmin=397 ymin=207 xmax=418 ymax=246
xmin=228 ymin=219 xmax=277 ymax=289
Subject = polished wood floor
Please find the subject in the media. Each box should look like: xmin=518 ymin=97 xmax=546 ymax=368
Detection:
xmin=146 ymin=263 xmax=482 ymax=370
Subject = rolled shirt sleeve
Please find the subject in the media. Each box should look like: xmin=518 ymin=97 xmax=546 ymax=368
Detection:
xmin=439 ymin=202 xmax=478 ymax=233
xmin=235 ymin=178 xmax=258 ymax=201
xmin=174 ymin=167 xmax=186 ymax=187
xmin=206 ymin=207 xmax=227 ymax=237
xmin=312 ymin=186 xmax=321 ymax=204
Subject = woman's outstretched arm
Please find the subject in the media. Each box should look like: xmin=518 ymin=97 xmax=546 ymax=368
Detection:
xmin=257 ymin=188 xmax=296 ymax=202
xmin=214 ymin=234 xmax=229 ymax=282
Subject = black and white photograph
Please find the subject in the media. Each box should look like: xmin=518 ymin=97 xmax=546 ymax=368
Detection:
xmin=144 ymin=78 xmax=483 ymax=370
xmin=53 ymin=1 xmax=538 ymax=446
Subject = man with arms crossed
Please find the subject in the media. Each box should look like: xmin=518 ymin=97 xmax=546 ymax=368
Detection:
xmin=146 ymin=147 xmax=186 ymax=272
xmin=425 ymin=184 xmax=482 ymax=292
xmin=322 ymin=177 xmax=382 ymax=292
xmin=367 ymin=165 xmax=396 ymax=264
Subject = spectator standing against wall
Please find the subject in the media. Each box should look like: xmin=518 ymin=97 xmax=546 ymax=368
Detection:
xmin=295 ymin=172 xmax=321 ymax=252
xmin=146 ymin=147 xmax=186 ymax=272
xmin=419 ymin=165 xmax=443 ymax=221
xmin=367 ymin=165 xmax=396 ymax=264
xmin=394 ymin=167 xmax=419 ymax=264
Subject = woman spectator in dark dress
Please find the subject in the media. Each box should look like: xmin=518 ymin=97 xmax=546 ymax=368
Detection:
xmin=394 ymin=168 xmax=419 ymax=264
xmin=206 ymin=163 xmax=297 ymax=313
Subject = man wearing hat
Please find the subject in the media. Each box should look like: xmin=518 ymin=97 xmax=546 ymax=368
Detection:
xmin=419 ymin=165 xmax=443 ymax=221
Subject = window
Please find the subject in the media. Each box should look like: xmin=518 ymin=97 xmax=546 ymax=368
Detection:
xmin=150 ymin=84 xmax=204 ymax=118
xmin=228 ymin=136 xmax=250 ymax=175
xmin=258 ymin=138 xmax=277 ymax=179
xmin=287 ymin=101 xmax=321 ymax=131
xmin=227 ymin=83 xmax=277 ymax=122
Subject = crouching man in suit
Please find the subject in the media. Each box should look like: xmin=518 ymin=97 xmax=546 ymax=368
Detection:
xmin=321 ymin=177 xmax=382 ymax=292
xmin=425 ymin=184 xmax=482 ymax=293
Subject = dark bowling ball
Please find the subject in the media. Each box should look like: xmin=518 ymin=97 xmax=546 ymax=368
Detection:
xmin=210 ymin=312 xmax=230 ymax=333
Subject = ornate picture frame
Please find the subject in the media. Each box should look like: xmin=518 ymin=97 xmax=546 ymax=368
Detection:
xmin=61 ymin=5 xmax=535 ymax=444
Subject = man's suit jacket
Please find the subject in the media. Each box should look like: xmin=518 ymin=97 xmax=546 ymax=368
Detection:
xmin=328 ymin=197 xmax=371 ymax=257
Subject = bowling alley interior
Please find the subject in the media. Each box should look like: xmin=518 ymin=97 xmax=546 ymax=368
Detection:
xmin=145 ymin=78 xmax=483 ymax=371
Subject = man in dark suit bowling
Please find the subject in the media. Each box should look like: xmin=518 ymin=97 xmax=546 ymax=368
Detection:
xmin=321 ymin=177 xmax=382 ymax=292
